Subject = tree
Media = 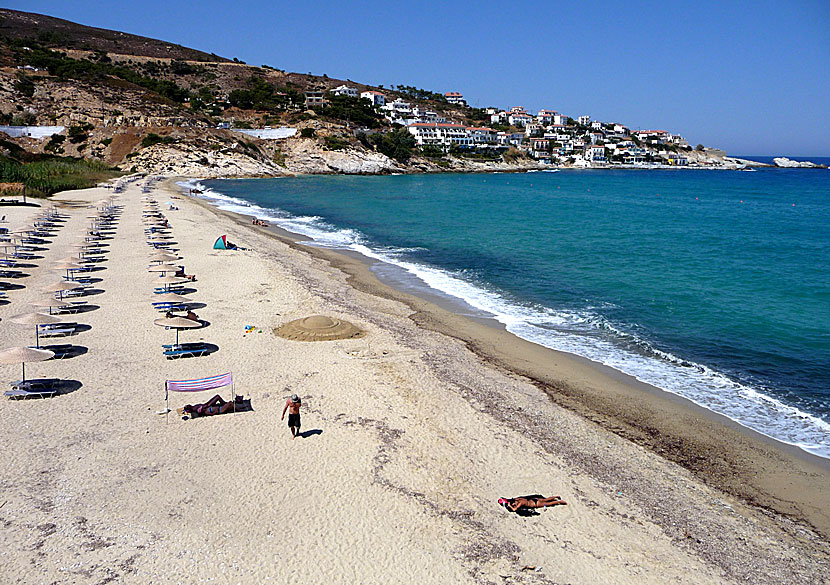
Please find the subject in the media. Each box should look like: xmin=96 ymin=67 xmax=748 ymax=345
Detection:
xmin=696 ymin=143 xmax=705 ymax=151
xmin=370 ymin=128 xmax=415 ymax=162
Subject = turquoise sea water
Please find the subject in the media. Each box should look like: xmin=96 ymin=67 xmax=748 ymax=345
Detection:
xmin=187 ymin=166 xmax=830 ymax=457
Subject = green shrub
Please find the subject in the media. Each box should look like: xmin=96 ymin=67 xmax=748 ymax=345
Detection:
xmin=141 ymin=133 xmax=176 ymax=148
xmin=324 ymin=135 xmax=348 ymax=150
xmin=67 ymin=123 xmax=93 ymax=144
xmin=45 ymin=134 xmax=66 ymax=153
xmin=300 ymin=128 xmax=316 ymax=138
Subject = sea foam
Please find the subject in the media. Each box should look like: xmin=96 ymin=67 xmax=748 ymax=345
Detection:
xmin=179 ymin=179 xmax=830 ymax=458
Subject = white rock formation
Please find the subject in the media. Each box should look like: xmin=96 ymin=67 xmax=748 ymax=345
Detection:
xmin=773 ymin=157 xmax=819 ymax=168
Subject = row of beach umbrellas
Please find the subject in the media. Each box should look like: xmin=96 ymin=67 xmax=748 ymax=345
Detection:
xmin=0 ymin=195 xmax=122 ymax=389
xmin=143 ymin=197 xmax=204 ymax=349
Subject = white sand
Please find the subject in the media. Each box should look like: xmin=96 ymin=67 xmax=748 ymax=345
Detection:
xmin=0 ymin=183 xmax=825 ymax=584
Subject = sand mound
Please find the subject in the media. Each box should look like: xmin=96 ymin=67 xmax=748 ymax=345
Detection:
xmin=275 ymin=315 xmax=364 ymax=341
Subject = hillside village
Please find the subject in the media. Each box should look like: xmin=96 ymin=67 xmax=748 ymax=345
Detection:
xmin=0 ymin=8 xmax=772 ymax=184
xmin=325 ymin=84 xmax=709 ymax=167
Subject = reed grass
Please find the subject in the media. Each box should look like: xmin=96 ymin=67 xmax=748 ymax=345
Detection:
xmin=0 ymin=156 xmax=121 ymax=198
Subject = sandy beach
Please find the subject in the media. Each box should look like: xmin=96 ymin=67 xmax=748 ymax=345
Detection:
xmin=0 ymin=179 xmax=827 ymax=585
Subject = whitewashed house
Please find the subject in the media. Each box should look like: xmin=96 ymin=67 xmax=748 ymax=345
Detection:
xmin=585 ymin=144 xmax=606 ymax=163
xmin=469 ymin=127 xmax=498 ymax=145
xmin=553 ymin=113 xmax=569 ymax=126
xmin=578 ymin=115 xmax=591 ymax=126
xmin=508 ymin=112 xmax=533 ymax=127
xmin=332 ymin=85 xmax=358 ymax=97
xmin=407 ymin=123 xmax=473 ymax=148
xmin=490 ymin=111 xmax=509 ymax=124
xmin=444 ymin=92 xmax=466 ymax=105
xmin=536 ymin=109 xmax=557 ymax=125
xmin=525 ymin=123 xmax=543 ymax=136
xmin=591 ymin=120 xmax=603 ymax=130
xmin=360 ymin=91 xmax=386 ymax=106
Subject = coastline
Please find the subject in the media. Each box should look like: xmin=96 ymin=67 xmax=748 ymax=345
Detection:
xmin=169 ymin=177 xmax=830 ymax=539
xmin=1 ymin=178 xmax=826 ymax=583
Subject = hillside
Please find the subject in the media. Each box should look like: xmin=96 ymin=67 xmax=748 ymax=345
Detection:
xmin=0 ymin=8 xmax=228 ymax=62
xmin=0 ymin=9 xmax=743 ymax=182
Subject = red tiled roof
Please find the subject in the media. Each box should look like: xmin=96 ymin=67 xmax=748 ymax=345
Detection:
xmin=408 ymin=123 xmax=466 ymax=128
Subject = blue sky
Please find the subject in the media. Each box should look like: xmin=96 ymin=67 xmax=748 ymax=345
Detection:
xmin=5 ymin=0 xmax=829 ymax=156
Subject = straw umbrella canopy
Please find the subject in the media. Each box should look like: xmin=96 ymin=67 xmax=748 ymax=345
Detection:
xmin=147 ymin=264 xmax=179 ymax=274
xmin=0 ymin=347 xmax=55 ymax=383
xmin=149 ymin=252 xmax=180 ymax=263
xmin=275 ymin=315 xmax=364 ymax=341
xmin=9 ymin=312 xmax=64 ymax=348
xmin=31 ymin=298 xmax=72 ymax=314
xmin=43 ymin=281 xmax=86 ymax=300
xmin=154 ymin=275 xmax=188 ymax=292
xmin=152 ymin=292 xmax=193 ymax=304
xmin=153 ymin=316 xmax=201 ymax=345
xmin=54 ymin=260 xmax=85 ymax=280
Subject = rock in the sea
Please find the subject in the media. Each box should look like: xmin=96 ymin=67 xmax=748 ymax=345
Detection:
xmin=773 ymin=157 xmax=818 ymax=168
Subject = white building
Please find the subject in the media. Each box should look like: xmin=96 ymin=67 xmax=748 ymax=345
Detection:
xmin=490 ymin=111 xmax=508 ymax=124
xmin=591 ymin=120 xmax=603 ymax=130
xmin=585 ymin=144 xmax=606 ymax=163
xmin=508 ymin=112 xmax=533 ymax=127
xmin=613 ymin=124 xmax=629 ymax=135
xmin=525 ymin=123 xmax=543 ymax=136
xmin=444 ymin=92 xmax=466 ymax=106
xmin=536 ymin=109 xmax=557 ymax=124
xmin=332 ymin=85 xmax=358 ymax=98
xmin=578 ymin=115 xmax=591 ymax=126
xmin=360 ymin=91 xmax=386 ymax=106
xmin=0 ymin=125 xmax=64 ymax=139
xmin=553 ymin=113 xmax=569 ymax=126
xmin=469 ymin=127 xmax=498 ymax=145
xmin=407 ymin=123 xmax=473 ymax=148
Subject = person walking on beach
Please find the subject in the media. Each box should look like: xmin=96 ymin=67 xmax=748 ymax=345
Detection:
xmin=282 ymin=394 xmax=302 ymax=439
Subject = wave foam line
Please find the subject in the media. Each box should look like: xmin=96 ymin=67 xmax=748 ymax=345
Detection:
xmin=181 ymin=179 xmax=830 ymax=459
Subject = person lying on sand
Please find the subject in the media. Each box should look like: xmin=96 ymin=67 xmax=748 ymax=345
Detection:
xmin=175 ymin=266 xmax=196 ymax=281
xmin=499 ymin=495 xmax=567 ymax=512
xmin=183 ymin=394 xmax=235 ymax=417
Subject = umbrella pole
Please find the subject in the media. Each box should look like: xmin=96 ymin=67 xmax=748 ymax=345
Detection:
xmin=35 ymin=326 xmax=39 ymax=349
xmin=22 ymin=361 xmax=25 ymax=383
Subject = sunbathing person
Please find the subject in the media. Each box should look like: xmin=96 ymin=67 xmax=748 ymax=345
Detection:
xmin=185 ymin=310 xmax=200 ymax=322
xmin=499 ymin=495 xmax=567 ymax=513
xmin=183 ymin=394 xmax=234 ymax=416
xmin=175 ymin=266 xmax=196 ymax=281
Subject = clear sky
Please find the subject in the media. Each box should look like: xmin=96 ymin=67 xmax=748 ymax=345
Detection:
xmin=5 ymin=0 xmax=829 ymax=156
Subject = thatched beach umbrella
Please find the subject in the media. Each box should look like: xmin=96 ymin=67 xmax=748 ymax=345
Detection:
xmin=149 ymin=252 xmax=180 ymax=263
xmin=153 ymin=316 xmax=201 ymax=345
xmin=43 ymin=281 xmax=86 ymax=300
xmin=31 ymin=298 xmax=72 ymax=314
xmin=154 ymin=275 xmax=188 ymax=292
xmin=147 ymin=264 xmax=179 ymax=274
xmin=152 ymin=292 xmax=193 ymax=304
xmin=9 ymin=312 xmax=64 ymax=348
xmin=0 ymin=347 xmax=55 ymax=383
xmin=275 ymin=315 xmax=364 ymax=342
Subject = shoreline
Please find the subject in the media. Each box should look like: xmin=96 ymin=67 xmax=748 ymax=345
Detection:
xmin=167 ymin=178 xmax=830 ymax=539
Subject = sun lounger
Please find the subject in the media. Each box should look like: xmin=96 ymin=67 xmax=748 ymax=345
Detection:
xmin=39 ymin=326 xmax=77 ymax=337
xmin=163 ymin=342 xmax=209 ymax=359
xmin=6 ymin=378 xmax=62 ymax=398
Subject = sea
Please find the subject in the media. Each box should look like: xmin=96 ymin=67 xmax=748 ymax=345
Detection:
xmin=180 ymin=158 xmax=830 ymax=459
